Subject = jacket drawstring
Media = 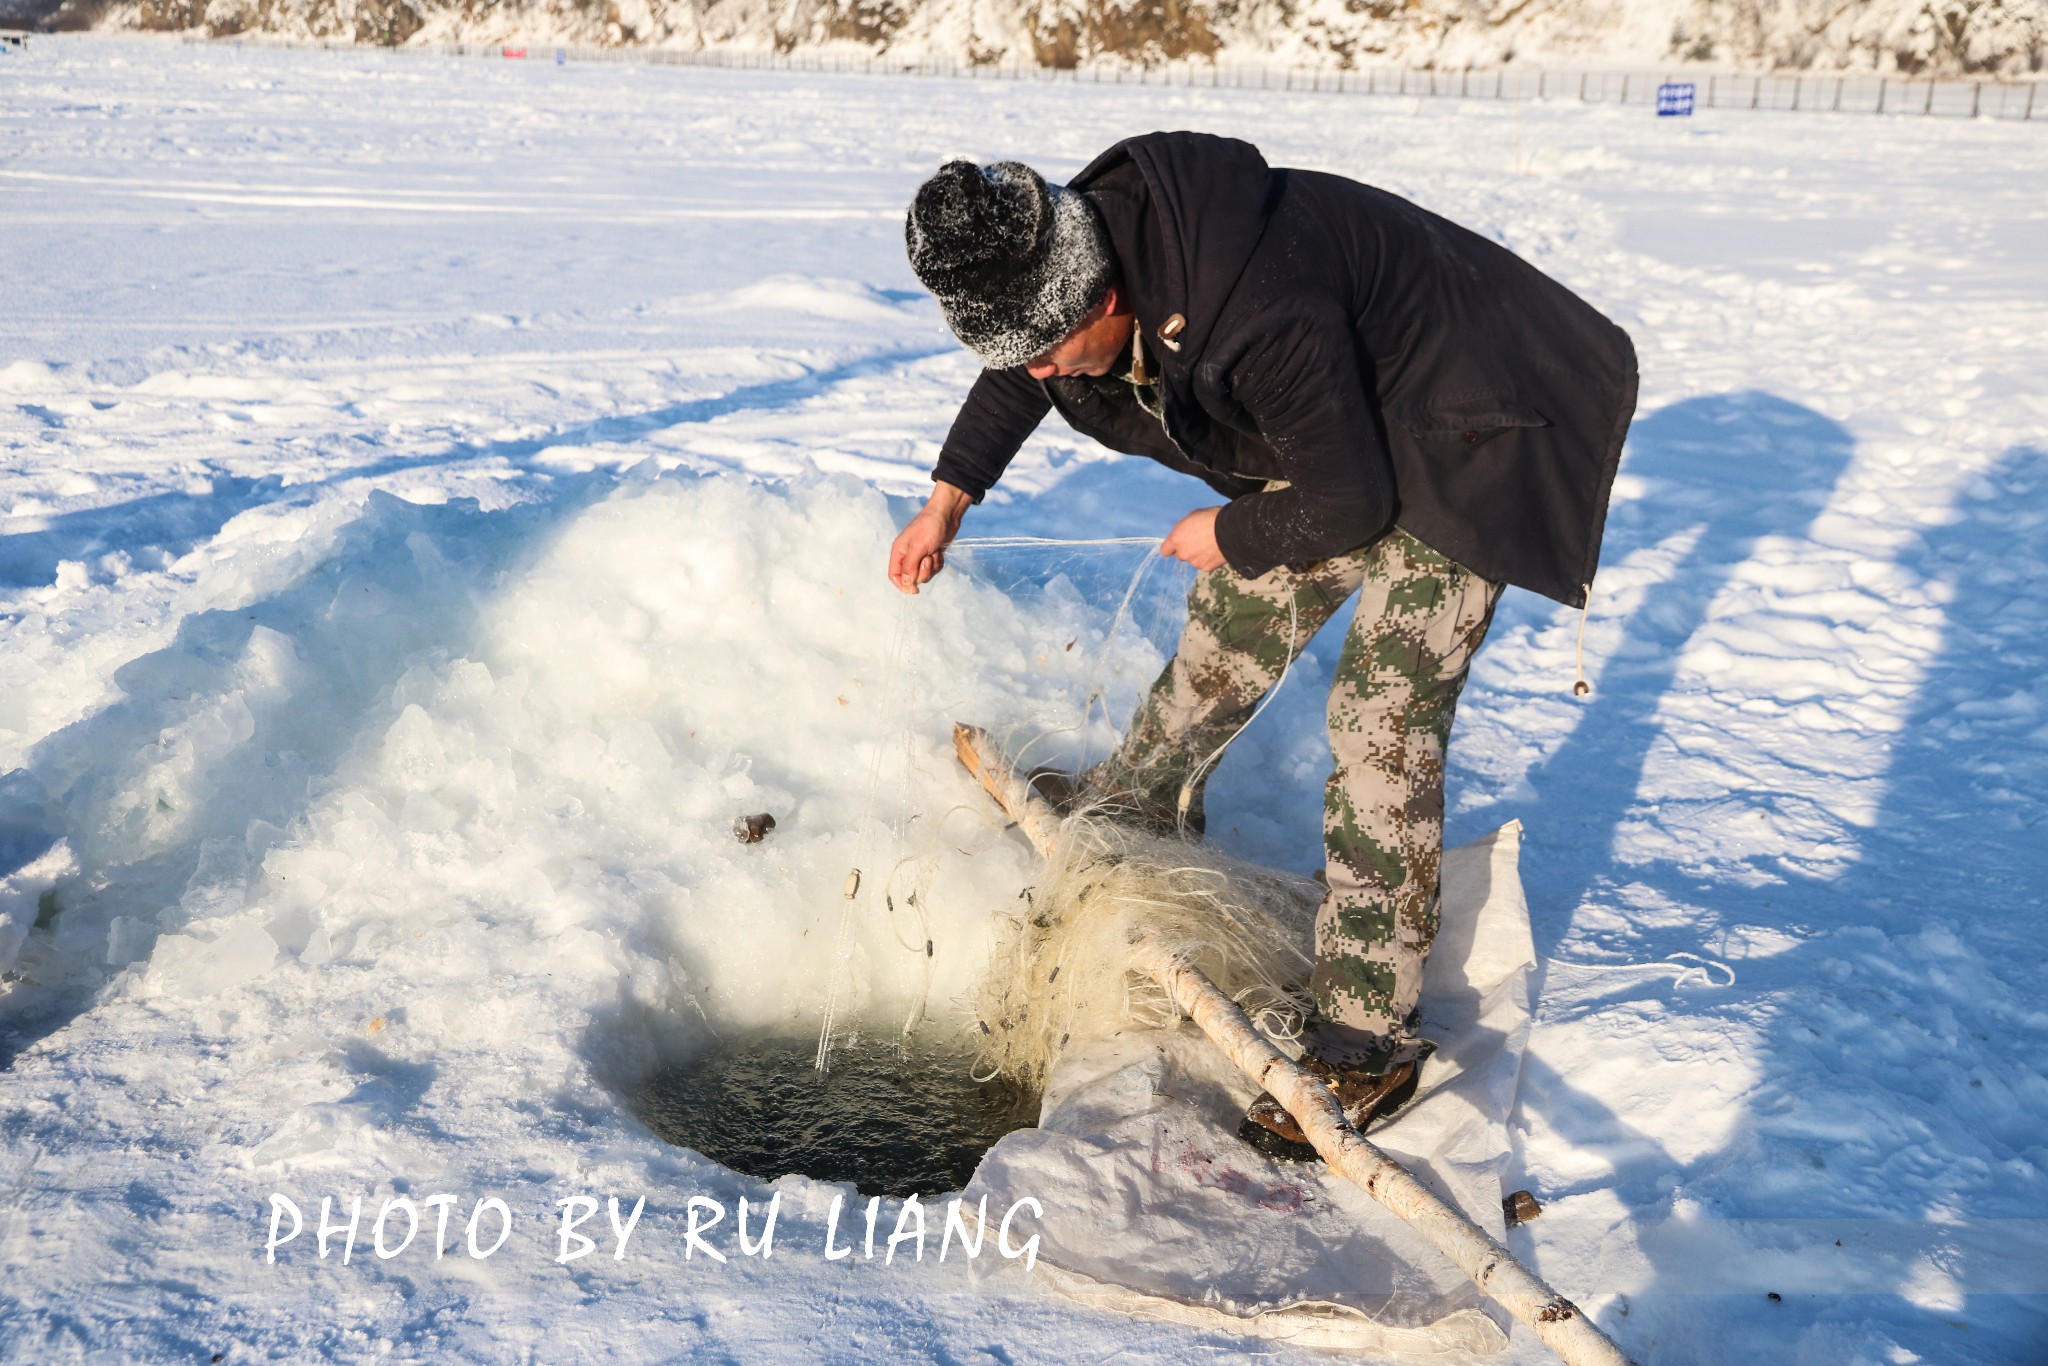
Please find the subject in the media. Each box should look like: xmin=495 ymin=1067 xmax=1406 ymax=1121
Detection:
xmin=1573 ymin=581 xmax=1593 ymax=698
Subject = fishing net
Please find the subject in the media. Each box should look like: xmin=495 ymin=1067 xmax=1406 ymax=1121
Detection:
xmin=938 ymin=537 xmax=1322 ymax=1090
xmin=966 ymin=805 xmax=1320 ymax=1090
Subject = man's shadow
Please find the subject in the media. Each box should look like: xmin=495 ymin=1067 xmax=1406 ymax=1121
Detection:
xmin=1442 ymin=392 xmax=1857 ymax=1348
xmin=1785 ymin=441 xmax=2048 ymax=1358
xmin=1456 ymin=390 xmax=1856 ymax=934
xmin=1454 ymin=403 xmax=2048 ymax=1356
xmin=1632 ymin=441 xmax=2048 ymax=1356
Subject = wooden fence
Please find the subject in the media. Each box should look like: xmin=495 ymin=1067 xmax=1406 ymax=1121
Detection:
xmin=170 ymin=35 xmax=2043 ymax=122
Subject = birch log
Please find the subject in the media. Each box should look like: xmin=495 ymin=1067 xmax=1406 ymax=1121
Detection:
xmin=951 ymin=723 xmax=1634 ymax=1366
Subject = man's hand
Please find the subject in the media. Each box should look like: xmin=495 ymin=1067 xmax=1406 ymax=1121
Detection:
xmin=889 ymin=482 xmax=972 ymax=594
xmin=1160 ymin=506 xmax=1226 ymax=572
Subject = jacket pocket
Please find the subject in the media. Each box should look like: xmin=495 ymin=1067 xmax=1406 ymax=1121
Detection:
xmin=1404 ymin=399 xmax=1550 ymax=450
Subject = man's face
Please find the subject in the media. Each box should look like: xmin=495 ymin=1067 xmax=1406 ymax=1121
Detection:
xmin=1023 ymin=289 xmax=1133 ymax=380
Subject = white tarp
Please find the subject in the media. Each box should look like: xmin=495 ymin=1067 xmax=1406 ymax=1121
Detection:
xmin=966 ymin=822 xmax=1538 ymax=1357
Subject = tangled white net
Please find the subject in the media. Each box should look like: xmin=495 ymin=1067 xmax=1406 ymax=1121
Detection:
xmin=968 ymin=803 xmax=1321 ymax=1091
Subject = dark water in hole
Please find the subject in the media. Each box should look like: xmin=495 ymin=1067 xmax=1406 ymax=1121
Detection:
xmin=633 ymin=1032 xmax=1038 ymax=1198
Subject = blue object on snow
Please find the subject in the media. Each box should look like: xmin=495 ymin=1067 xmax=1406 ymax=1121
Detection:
xmin=556 ymin=48 xmax=566 ymax=65
xmin=1658 ymin=82 xmax=1697 ymax=117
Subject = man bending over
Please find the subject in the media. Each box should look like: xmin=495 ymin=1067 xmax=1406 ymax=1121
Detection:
xmin=888 ymin=133 xmax=1636 ymax=1154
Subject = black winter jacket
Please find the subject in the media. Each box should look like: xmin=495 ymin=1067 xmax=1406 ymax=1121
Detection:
xmin=929 ymin=132 xmax=1639 ymax=608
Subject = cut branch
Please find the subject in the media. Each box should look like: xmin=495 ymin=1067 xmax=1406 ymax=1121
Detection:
xmin=951 ymin=722 xmax=1633 ymax=1366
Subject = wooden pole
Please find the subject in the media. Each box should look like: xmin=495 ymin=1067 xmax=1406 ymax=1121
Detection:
xmin=951 ymin=724 xmax=1636 ymax=1366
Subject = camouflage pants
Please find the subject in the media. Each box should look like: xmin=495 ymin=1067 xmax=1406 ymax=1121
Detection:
xmin=1095 ymin=527 xmax=1502 ymax=1073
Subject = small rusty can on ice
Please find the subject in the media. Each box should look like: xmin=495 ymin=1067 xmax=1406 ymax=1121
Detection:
xmin=734 ymin=812 xmax=776 ymax=844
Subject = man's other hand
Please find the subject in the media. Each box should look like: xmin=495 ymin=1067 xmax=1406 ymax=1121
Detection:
xmin=1161 ymin=507 xmax=1226 ymax=572
xmin=889 ymin=482 xmax=972 ymax=594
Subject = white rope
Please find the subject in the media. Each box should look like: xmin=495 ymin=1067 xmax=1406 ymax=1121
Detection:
xmin=1173 ymin=589 xmax=1300 ymax=835
xmin=814 ymin=593 xmax=919 ymax=1074
xmin=953 ymin=535 xmax=1302 ymax=840
xmin=955 ymin=536 xmax=1169 ymax=782
xmin=1545 ymin=952 xmax=1737 ymax=1004
xmin=1661 ymin=952 xmax=1736 ymax=988
xmin=1082 ymin=541 xmax=1167 ymax=741
xmin=951 ymin=535 xmax=1165 ymax=549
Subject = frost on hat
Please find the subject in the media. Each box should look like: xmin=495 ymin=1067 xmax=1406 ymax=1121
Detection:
xmin=905 ymin=159 xmax=1113 ymax=370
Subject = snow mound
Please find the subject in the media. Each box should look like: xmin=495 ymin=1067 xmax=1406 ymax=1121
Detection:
xmin=687 ymin=274 xmax=919 ymax=324
xmin=17 ymin=471 xmax=1166 ymax=1154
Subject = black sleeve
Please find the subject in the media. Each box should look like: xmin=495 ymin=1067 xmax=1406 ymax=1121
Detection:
xmin=930 ymin=366 xmax=1053 ymax=502
xmin=1212 ymin=310 xmax=1396 ymax=577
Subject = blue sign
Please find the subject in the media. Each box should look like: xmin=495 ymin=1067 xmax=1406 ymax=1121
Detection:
xmin=1657 ymin=82 xmax=1697 ymax=117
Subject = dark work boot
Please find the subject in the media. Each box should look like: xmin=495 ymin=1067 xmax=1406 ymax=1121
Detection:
xmin=1026 ymin=768 xmax=1200 ymax=839
xmin=1236 ymin=1058 xmax=1420 ymax=1162
xmin=1024 ymin=767 xmax=1090 ymax=815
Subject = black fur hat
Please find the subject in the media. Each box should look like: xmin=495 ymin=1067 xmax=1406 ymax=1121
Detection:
xmin=905 ymin=159 xmax=1113 ymax=370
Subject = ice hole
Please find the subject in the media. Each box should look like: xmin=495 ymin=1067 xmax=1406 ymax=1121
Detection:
xmin=604 ymin=533 xmax=1200 ymax=1197
xmin=630 ymin=1029 xmax=1037 ymax=1198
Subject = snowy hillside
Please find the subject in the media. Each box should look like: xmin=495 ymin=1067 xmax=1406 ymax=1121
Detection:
xmin=5 ymin=31 xmax=2048 ymax=1365
xmin=43 ymin=0 xmax=2048 ymax=76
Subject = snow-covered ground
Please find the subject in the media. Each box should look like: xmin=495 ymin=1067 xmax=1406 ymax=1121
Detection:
xmin=4 ymin=34 xmax=2047 ymax=1364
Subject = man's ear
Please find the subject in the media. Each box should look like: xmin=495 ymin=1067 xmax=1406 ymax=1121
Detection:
xmin=1100 ymin=284 xmax=1125 ymax=318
